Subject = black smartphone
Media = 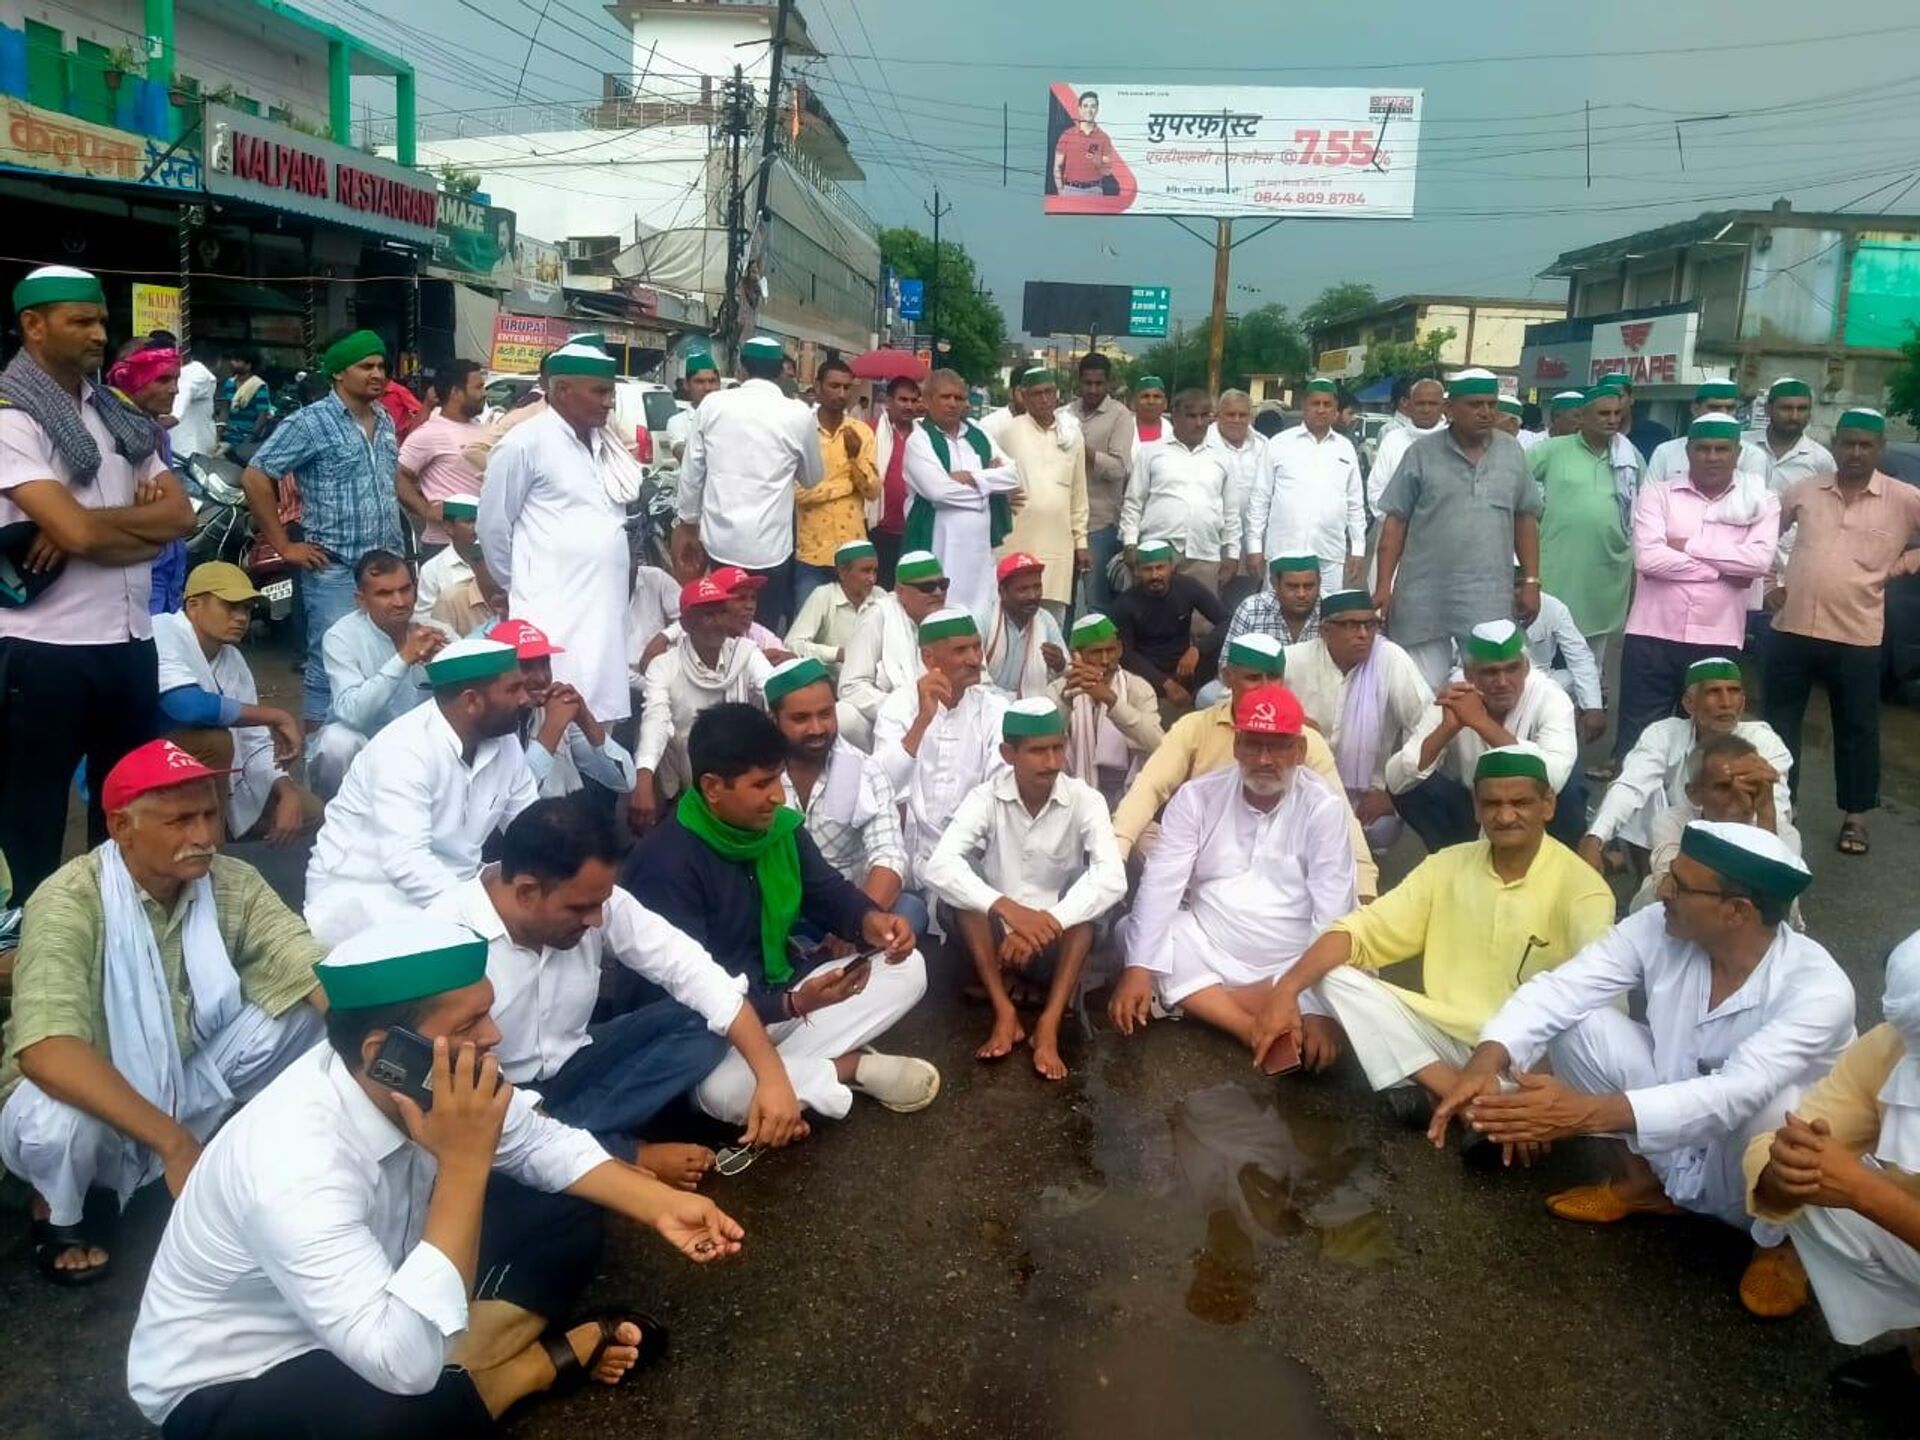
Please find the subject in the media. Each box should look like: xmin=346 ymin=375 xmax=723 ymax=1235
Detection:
xmin=369 ymin=1025 xmax=437 ymax=1110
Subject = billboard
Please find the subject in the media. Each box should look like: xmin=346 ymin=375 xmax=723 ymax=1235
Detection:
xmin=1023 ymin=281 xmax=1173 ymax=339
xmin=1043 ymin=84 xmax=1421 ymax=218
xmin=490 ymin=314 xmax=572 ymax=374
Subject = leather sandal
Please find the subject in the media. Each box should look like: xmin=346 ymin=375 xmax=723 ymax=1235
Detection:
xmin=1545 ymin=1182 xmax=1683 ymax=1224
xmin=539 ymin=1309 xmax=668 ymax=1393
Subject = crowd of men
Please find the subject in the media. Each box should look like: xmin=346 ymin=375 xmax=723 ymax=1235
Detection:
xmin=3 ymin=262 xmax=1920 ymax=1433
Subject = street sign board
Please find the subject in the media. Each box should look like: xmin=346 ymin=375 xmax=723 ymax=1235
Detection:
xmin=1128 ymin=286 xmax=1170 ymax=337
xmin=1024 ymin=281 xmax=1171 ymax=338
xmin=898 ymin=278 xmax=925 ymax=321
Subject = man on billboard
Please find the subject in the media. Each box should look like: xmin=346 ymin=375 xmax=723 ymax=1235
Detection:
xmin=1052 ymin=90 xmax=1116 ymax=197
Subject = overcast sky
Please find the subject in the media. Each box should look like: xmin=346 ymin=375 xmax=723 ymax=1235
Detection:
xmin=307 ymin=0 xmax=1920 ymax=339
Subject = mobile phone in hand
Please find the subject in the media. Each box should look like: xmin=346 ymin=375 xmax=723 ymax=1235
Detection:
xmin=369 ymin=1025 xmax=438 ymax=1110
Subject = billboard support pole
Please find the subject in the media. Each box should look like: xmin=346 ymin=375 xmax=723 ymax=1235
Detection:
xmin=1207 ymin=218 xmax=1232 ymax=396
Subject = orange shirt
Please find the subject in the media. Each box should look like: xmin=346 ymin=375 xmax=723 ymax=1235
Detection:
xmin=1776 ymin=471 xmax=1920 ymax=647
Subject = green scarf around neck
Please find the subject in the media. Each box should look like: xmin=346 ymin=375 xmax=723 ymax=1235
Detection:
xmin=676 ymin=789 xmax=804 ymax=985
xmin=903 ymin=417 xmax=1013 ymax=554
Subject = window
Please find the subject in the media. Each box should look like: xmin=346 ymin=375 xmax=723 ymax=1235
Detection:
xmin=24 ymin=21 xmax=65 ymax=111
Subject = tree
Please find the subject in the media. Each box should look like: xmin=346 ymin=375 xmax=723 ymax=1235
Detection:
xmin=1298 ymin=281 xmax=1379 ymax=340
xmin=1889 ymin=324 xmax=1920 ymax=428
xmin=879 ymin=226 xmax=1008 ymax=385
xmin=1360 ymin=327 xmax=1456 ymax=383
xmin=1119 ymin=304 xmax=1310 ymax=396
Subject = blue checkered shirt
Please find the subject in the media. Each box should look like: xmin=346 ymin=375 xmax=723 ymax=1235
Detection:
xmin=250 ymin=392 xmax=404 ymax=562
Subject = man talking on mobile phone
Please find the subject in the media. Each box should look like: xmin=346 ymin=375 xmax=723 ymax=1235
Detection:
xmin=128 ymin=916 xmax=744 ymax=1438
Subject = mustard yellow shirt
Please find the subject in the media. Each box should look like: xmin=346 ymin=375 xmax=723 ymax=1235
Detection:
xmin=796 ymin=414 xmax=880 ymax=565
xmin=1328 ymin=835 xmax=1614 ymax=1044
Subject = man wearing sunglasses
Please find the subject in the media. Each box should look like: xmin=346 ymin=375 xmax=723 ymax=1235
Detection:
xmin=837 ymin=550 xmax=946 ymax=751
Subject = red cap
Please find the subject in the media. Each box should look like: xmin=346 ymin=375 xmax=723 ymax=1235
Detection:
xmin=1233 ymin=683 xmax=1304 ymax=736
xmin=709 ymin=565 xmax=766 ymax=596
xmin=996 ymin=552 xmax=1045 ymax=584
xmin=100 ymin=739 xmax=234 ymax=814
xmin=492 ymin=618 xmax=565 ymax=660
xmin=680 ymin=575 xmax=731 ymax=610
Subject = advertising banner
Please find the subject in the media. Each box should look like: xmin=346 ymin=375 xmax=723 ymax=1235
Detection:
xmin=1043 ymin=83 xmax=1420 ymax=218
xmin=132 ymin=284 xmax=182 ymax=338
xmin=490 ymin=314 xmax=572 ymax=374
xmin=2 ymin=98 xmax=202 ymax=192
xmin=434 ymin=195 xmax=516 ymax=286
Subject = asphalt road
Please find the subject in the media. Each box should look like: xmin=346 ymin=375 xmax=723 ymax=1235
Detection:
xmin=4 ymin=653 xmax=1918 ymax=1439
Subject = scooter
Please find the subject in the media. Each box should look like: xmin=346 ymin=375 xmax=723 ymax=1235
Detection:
xmin=178 ymin=452 xmax=294 ymax=625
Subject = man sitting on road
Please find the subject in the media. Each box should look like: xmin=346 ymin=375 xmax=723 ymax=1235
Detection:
xmin=785 ymin=538 xmax=886 ymax=679
xmin=1050 ymin=613 xmax=1164 ymax=810
xmin=623 ymin=704 xmax=939 ymax=1123
xmin=1434 ymin=821 xmax=1854 ymax=1320
xmin=1111 ymin=633 xmax=1377 ymax=897
xmin=1629 ymin=733 xmax=1802 ymax=922
xmin=0 ymin=741 xmax=325 ymax=1285
xmin=765 ymin=657 xmax=923 ymax=939
xmin=1283 ymin=589 xmax=1434 ymax=852
xmin=310 ymin=549 xmax=449 ymax=797
xmin=432 ymin=799 xmax=804 ymax=1185
xmin=982 ymin=552 xmax=1068 ymax=699
xmin=924 ymin=698 xmax=1126 ymax=1081
xmin=1251 ymin=745 xmax=1613 ymax=1128
xmin=484 ymin=619 xmax=636 ymax=801
xmin=1582 ymin=657 xmax=1793 ymax=873
xmin=1385 ymin=619 xmax=1583 ymax=851
xmin=305 ymin=637 xmax=539 ymax=947
xmin=1111 ymin=540 xmax=1228 ymax=714
xmin=1110 ymin=684 xmax=1358 ymax=1063
xmin=1522 ymin=573 xmax=1606 ymax=746
xmin=836 ymin=549 xmax=946 ymax=750
xmin=152 ymin=562 xmax=320 ymax=844
xmin=630 ymin=572 xmax=774 ymax=832
xmin=1225 ymin=554 xmax=1322 ymax=650
xmin=414 ymin=497 xmax=504 ymax=637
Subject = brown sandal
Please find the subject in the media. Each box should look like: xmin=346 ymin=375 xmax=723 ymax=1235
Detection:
xmin=1837 ymin=821 xmax=1869 ymax=856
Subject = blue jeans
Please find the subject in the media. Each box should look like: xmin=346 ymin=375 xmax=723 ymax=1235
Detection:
xmin=527 ymin=1000 xmax=730 ymax=1154
xmin=791 ymin=561 xmax=838 ymax=617
xmin=1086 ymin=525 xmax=1121 ymax=609
xmin=299 ymin=562 xmax=359 ymax=722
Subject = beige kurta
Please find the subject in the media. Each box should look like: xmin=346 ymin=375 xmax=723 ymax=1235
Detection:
xmin=996 ymin=414 xmax=1088 ymax=606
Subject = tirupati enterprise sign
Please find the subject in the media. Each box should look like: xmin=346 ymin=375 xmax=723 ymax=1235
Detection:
xmin=1043 ymin=83 xmax=1421 ymax=218
xmin=204 ymin=105 xmax=439 ymax=246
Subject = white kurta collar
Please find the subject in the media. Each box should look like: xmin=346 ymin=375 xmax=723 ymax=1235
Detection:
xmin=321 ymin=1047 xmax=408 ymax=1164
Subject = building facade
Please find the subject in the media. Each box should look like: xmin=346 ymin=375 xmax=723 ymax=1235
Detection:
xmin=1307 ymin=293 xmax=1567 ymax=381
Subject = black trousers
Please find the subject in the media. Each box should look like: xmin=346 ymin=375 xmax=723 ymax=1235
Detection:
xmin=1764 ymin=628 xmax=1881 ymax=813
xmin=162 ymin=1349 xmax=494 ymax=1440
xmin=1393 ymin=770 xmax=1589 ymax=852
xmin=872 ymin=528 xmax=904 ymax=589
xmin=0 ymin=636 xmax=160 ymax=899
xmin=1613 ymin=633 xmax=1728 ymax=762
xmin=741 ymin=556 xmax=795 ymax=633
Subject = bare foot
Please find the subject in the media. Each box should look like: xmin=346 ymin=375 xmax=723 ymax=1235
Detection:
xmin=563 ymin=1318 xmax=642 ymax=1387
xmin=636 ymin=1142 xmax=715 ymax=1191
xmin=1030 ymin=1027 xmax=1068 ymax=1081
xmin=32 ymin=1196 xmax=107 ymax=1277
xmin=977 ymin=1010 xmax=1026 ymax=1061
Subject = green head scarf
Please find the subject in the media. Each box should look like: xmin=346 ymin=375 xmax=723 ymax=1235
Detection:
xmin=676 ymin=790 xmax=805 ymax=985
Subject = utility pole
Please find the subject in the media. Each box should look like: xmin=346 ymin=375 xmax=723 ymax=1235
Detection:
xmin=751 ymin=0 xmax=794 ymax=242
xmin=1207 ymin=218 xmax=1233 ymax=395
xmin=924 ymin=189 xmax=952 ymax=363
xmin=716 ymin=63 xmax=750 ymax=365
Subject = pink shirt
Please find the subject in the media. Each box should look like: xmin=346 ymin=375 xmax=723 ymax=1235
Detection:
xmin=397 ymin=414 xmax=485 ymax=544
xmin=1626 ymin=476 xmax=1779 ymax=648
xmin=1776 ymin=471 xmax=1920 ymax=647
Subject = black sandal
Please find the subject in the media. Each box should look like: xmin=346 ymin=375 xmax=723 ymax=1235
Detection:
xmin=1837 ymin=821 xmax=1870 ymax=856
xmin=539 ymin=1309 xmax=668 ymax=1393
xmin=31 ymin=1214 xmax=111 ymax=1287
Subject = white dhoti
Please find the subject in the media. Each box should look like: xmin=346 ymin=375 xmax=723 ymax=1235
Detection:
xmin=836 ymin=698 xmax=874 ymax=753
xmin=1789 ymin=1187 xmax=1920 ymax=1344
xmin=1549 ymin=1006 xmax=1795 ymax=1239
xmin=305 ymin=723 xmax=368 ymax=799
xmin=0 ymin=1003 xmax=322 ymax=1224
xmin=695 ymin=950 xmax=927 ymax=1123
xmin=1315 ymin=966 xmax=1471 ymax=1091
xmin=1154 ymin=910 xmax=1328 ymax=1012
xmin=930 ymin=508 xmax=997 ymax=625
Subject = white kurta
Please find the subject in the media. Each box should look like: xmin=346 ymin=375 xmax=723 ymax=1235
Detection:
xmin=525 ymin=716 xmax=637 ymax=798
xmin=634 ymin=635 xmax=772 ymax=793
xmin=873 ymin=681 xmax=1010 ymax=882
xmin=1588 ymin=716 xmax=1794 ymax=849
xmin=625 ymin=566 xmax=681 ymax=690
xmin=675 ymin=377 xmax=823 ymax=570
xmin=1205 ymin=424 xmax=1269 ymax=558
xmin=1118 ymin=437 xmax=1239 ymax=563
xmin=995 ymin=414 xmax=1088 ymax=606
xmin=982 ymin=601 xmax=1066 ymax=699
xmin=1384 ymin=667 xmax=1579 ymax=795
xmin=1367 ymin=418 xmax=1446 ymax=513
xmin=1526 ymin=591 xmax=1604 ymax=711
xmin=785 ymin=580 xmax=884 ymax=670
xmin=1248 ymin=424 xmax=1367 ymax=592
xmin=1281 ymin=636 xmax=1434 ymax=791
xmin=922 ymin=771 xmax=1126 ymax=928
xmin=1126 ymin=764 xmax=1357 ymax=1004
xmin=1482 ymin=906 xmax=1856 ymax=1230
xmin=126 ymin=1044 xmax=606 ymax=1425
xmin=479 ymin=407 xmax=632 ymax=721
xmin=151 ymin=611 xmax=279 ymax=837
xmin=303 ymin=702 xmax=540 ymax=947
xmin=903 ymin=422 xmax=1023 ymax=623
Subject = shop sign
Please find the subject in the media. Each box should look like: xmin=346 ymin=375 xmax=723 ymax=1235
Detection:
xmin=132 ymin=284 xmax=182 ymax=337
xmin=204 ymin=104 xmax=437 ymax=245
xmin=491 ymin=314 xmax=572 ymax=374
xmin=434 ymin=195 xmax=516 ymax=287
xmin=1585 ymin=311 xmax=1698 ymax=387
xmin=2 ymin=98 xmax=202 ymax=192
xmin=514 ymin=235 xmax=565 ymax=306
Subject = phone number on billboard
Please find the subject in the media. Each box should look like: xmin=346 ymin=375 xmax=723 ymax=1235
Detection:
xmin=1251 ymin=192 xmax=1374 ymax=206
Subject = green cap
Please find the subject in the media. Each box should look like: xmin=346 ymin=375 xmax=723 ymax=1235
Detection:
xmin=1474 ymin=744 xmax=1549 ymax=787
xmin=1596 ymin=371 xmax=1631 ymax=390
xmin=895 ymin=550 xmax=944 ymax=584
xmin=1768 ymin=377 xmax=1812 ymax=401
xmin=546 ymin=343 xmax=616 ymax=378
xmin=566 ymin=332 xmax=608 ymax=352
xmin=917 ymin=607 xmax=978 ymax=645
xmin=1688 ymin=414 xmax=1742 ymax=441
xmin=742 ymin=335 xmax=785 ymax=362
xmin=1685 ymin=657 xmax=1742 ymax=687
xmin=1134 ymin=375 xmax=1166 ymax=395
xmin=1549 ymin=390 xmax=1588 ymax=411
xmin=1136 ymin=540 xmax=1176 ymax=565
xmin=834 ymin=539 xmax=877 ymax=566
xmin=315 ymin=918 xmax=490 ymax=1010
xmin=322 ymin=329 xmax=386 ymax=377
xmin=1002 ymin=696 xmax=1066 ymax=740
xmin=1586 ymin=382 xmax=1624 ymax=403
xmin=426 ymin=636 xmax=518 ymax=688
xmin=1496 ymin=397 xmax=1524 ymax=417
xmin=1019 ymin=366 xmax=1056 ymax=388
xmin=1226 ymin=633 xmax=1285 ymax=675
xmin=1464 ymin=619 xmax=1525 ymax=664
xmin=1696 ymin=379 xmax=1740 ymax=402
xmin=1268 ymin=554 xmax=1320 ymax=576
xmin=1679 ymin=820 xmax=1812 ymax=902
xmin=1837 ymin=407 xmax=1886 ymax=434
xmin=683 ymin=349 xmax=718 ymax=377
xmin=440 ymin=498 xmax=479 ymax=522
xmin=1071 ymin=613 xmax=1117 ymax=648
xmin=1319 ymin=588 xmax=1374 ymax=619
xmin=1304 ymin=377 xmax=1338 ymax=395
xmin=764 ymin=655 xmax=832 ymax=706
xmin=1447 ymin=369 xmax=1499 ymax=397
xmin=11 ymin=265 xmax=105 ymax=312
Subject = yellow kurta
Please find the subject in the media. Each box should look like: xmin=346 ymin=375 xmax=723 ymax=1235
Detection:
xmin=1328 ymin=836 xmax=1615 ymax=1044
xmin=996 ymin=414 xmax=1088 ymax=606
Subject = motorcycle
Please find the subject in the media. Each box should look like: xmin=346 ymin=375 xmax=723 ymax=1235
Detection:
xmin=178 ymin=452 xmax=295 ymax=627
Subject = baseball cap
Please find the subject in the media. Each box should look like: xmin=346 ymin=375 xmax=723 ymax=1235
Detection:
xmin=1232 ymin=683 xmax=1304 ymax=736
xmin=183 ymin=561 xmax=261 ymax=603
xmin=680 ymin=575 xmax=731 ymax=610
xmin=491 ymin=618 xmax=565 ymax=660
xmin=709 ymin=566 xmax=766 ymax=597
xmin=996 ymin=552 xmax=1045 ymax=584
xmin=100 ymin=739 xmax=235 ymax=813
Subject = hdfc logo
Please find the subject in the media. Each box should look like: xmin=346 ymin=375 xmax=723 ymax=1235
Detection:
xmin=1369 ymin=94 xmax=1415 ymax=116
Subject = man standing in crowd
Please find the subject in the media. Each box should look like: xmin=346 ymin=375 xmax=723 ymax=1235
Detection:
xmin=394 ymin=359 xmax=487 ymax=559
xmin=1248 ymin=377 xmax=1366 ymax=597
xmin=310 ymin=550 xmax=446 ymax=797
xmin=1544 ymin=390 xmax=1586 ymax=439
xmin=217 ymin=351 xmax=273 ymax=458
xmin=1121 ymin=389 xmax=1238 ymax=594
xmin=983 ymin=552 xmax=1068 ymax=699
xmin=1226 ymin=555 xmax=1323 ymax=648
xmin=1207 ymin=390 xmax=1268 ymax=587
xmin=664 ymin=349 xmax=722 ymax=465
xmin=0 ymin=266 xmax=194 ymax=897
xmin=793 ymin=356 xmax=878 ymax=613
xmin=169 ymin=345 xmax=218 ymax=461
xmin=1373 ymin=369 xmax=1542 ymax=692
xmin=1068 ymin=352 xmax=1135 ymax=606
xmin=870 ymin=375 xmax=924 ymax=586
xmin=1112 ymin=541 xmax=1228 ymax=712
xmin=243 ymin=330 xmax=404 ymax=730
xmin=1530 ymin=385 xmax=1637 ymax=687
xmin=786 ymin=538 xmax=885 ymax=677
xmin=1132 ymin=375 xmax=1168 ymax=444
xmin=995 ymin=367 xmax=1088 ymax=623
xmin=1615 ymin=414 xmax=1778 ymax=762
xmin=1366 ymin=376 xmax=1446 ymax=519
xmin=1643 ymin=379 xmax=1761 ymax=488
xmin=1765 ymin=408 xmax=1920 ymax=858
xmin=838 ymin=550 xmax=944 ymax=749
xmin=902 ymin=369 xmax=1023 ymax=623
xmin=675 ymin=336 xmax=824 ymax=629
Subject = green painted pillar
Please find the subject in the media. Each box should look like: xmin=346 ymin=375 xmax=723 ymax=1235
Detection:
xmin=395 ymin=68 xmax=416 ymax=167
xmin=143 ymin=0 xmax=175 ymax=88
xmin=328 ymin=38 xmax=350 ymax=146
